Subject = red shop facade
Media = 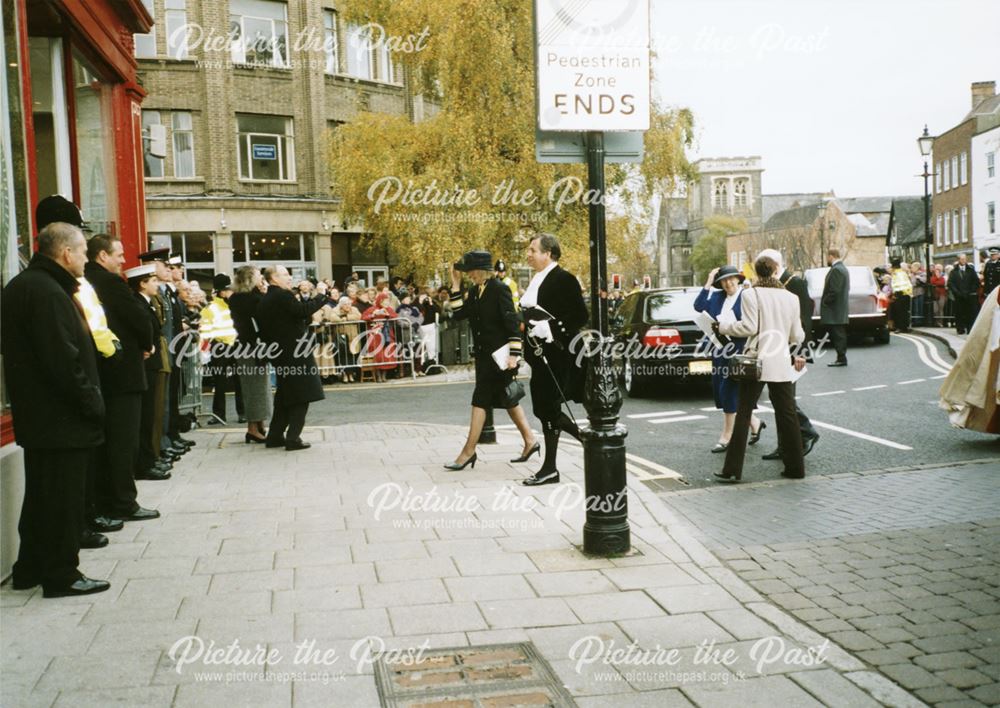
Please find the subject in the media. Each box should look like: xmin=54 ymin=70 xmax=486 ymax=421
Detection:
xmin=1 ymin=0 xmax=152 ymax=444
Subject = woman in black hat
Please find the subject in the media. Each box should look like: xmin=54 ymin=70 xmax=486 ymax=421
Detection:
xmin=444 ymin=250 xmax=537 ymax=470
xmin=694 ymin=265 xmax=765 ymax=453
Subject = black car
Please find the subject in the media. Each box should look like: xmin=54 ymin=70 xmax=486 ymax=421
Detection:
xmin=610 ymin=287 xmax=714 ymax=397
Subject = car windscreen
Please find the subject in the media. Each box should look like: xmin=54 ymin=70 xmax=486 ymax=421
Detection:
xmin=805 ymin=267 xmax=877 ymax=297
xmin=643 ymin=291 xmax=698 ymax=323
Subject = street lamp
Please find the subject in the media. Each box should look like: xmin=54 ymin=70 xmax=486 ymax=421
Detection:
xmin=918 ymin=125 xmax=934 ymax=326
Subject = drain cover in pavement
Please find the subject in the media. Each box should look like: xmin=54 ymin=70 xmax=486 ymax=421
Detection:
xmin=374 ymin=642 xmax=576 ymax=707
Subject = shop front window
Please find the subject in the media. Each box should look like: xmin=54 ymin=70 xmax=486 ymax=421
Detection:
xmin=232 ymin=232 xmax=316 ymax=278
xmin=72 ymin=51 xmax=118 ymax=235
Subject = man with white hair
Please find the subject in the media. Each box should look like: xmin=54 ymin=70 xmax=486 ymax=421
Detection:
xmin=756 ymin=249 xmax=821 ymax=458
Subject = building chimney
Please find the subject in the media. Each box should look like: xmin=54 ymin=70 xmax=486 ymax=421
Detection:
xmin=971 ymin=81 xmax=996 ymax=110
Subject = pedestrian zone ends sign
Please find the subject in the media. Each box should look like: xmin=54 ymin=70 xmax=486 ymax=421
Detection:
xmin=535 ymin=0 xmax=650 ymax=132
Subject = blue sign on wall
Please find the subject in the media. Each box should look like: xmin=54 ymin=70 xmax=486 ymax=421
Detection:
xmin=252 ymin=144 xmax=277 ymax=160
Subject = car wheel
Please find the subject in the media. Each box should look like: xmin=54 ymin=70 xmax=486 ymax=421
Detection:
xmin=623 ymin=357 xmax=647 ymax=398
xmin=875 ymin=326 xmax=891 ymax=344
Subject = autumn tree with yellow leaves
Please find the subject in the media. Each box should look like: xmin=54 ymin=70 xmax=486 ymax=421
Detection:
xmin=329 ymin=0 xmax=695 ymax=282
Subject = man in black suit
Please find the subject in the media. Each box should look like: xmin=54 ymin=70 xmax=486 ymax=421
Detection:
xmin=85 ymin=235 xmax=161 ymax=522
xmin=758 ymin=249 xmax=821 ymax=460
xmin=949 ymin=254 xmax=981 ymax=335
xmin=2 ymin=222 xmax=110 ymax=598
xmin=821 ymin=249 xmax=850 ymax=366
xmin=520 ymin=233 xmax=589 ymax=486
xmin=256 ymin=265 xmax=330 ymax=451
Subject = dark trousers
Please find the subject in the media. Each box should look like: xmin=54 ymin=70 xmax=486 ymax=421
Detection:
xmin=792 ymin=383 xmax=818 ymax=440
xmin=891 ymin=295 xmax=911 ymax=331
xmin=13 ymin=448 xmax=89 ymax=588
xmin=953 ymin=294 xmax=978 ymax=334
xmin=167 ymin=367 xmax=181 ymax=440
xmin=137 ymin=374 xmax=159 ymax=471
xmin=98 ymin=393 xmax=142 ymax=516
xmin=211 ymin=359 xmax=244 ymax=421
xmin=267 ymin=385 xmax=308 ymax=444
xmin=828 ymin=325 xmax=848 ymax=362
xmin=723 ymin=380 xmax=804 ymax=479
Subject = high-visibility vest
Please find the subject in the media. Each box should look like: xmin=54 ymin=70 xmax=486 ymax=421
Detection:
xmin=75 ymin=277 xmax=120 ymax=358
xmin=891 ymin=268 xmax=913 ymax=296
xmin=500 ymin=276 xmax=520 ymax=310
xmin=199 ymin=297 xmax=237 ymax=344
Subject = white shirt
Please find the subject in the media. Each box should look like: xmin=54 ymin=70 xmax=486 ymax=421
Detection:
xmin=519 ymin=262 xmax=557 ymax=309
xmin=720 ymin=291 xmax=739 ymax=320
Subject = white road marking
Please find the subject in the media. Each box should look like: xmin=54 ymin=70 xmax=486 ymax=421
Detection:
xmin=699 ymin=406 xmax=720 ymax=412
xmin=812 ymin=390 xmax=846 ymax=397
xmin=896 ymin=333 xmax=952 ymax=375
xmin=898 ymin=378 xmax=925 ymax=385
xmin=930 ymin=374 xmax=948 ymax=379
xmin=808 ymin=420 xmax=913 ymax=450
xmin=853 ymin=385 xmax=887 ymax=391
xmin=559 ymin=436 xmax=683 ymax=480
xmin=627 ymin=410 xmax=687 ymax=419
xmin=649 ymin=415 xmax=707 ymax=424
xmin=752 ymin=405 xmax=912 ymax=450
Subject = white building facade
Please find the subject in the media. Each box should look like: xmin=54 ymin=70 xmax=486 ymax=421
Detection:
xmin=971 ymin=124 xmax=1000 ymax=265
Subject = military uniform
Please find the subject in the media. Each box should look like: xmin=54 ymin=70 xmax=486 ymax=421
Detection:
xmin=983 ymin=254 xmax=1000 ymax=296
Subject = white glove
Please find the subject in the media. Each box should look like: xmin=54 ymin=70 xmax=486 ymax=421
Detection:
xmin=528 ymin=319 xmax=554 ymax=343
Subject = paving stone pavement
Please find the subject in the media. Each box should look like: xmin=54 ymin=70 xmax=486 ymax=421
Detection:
xmin=659 ymin=460 xmax=1000 ymax=707
xmin=0 ymin=423 xmax=922 ymax=707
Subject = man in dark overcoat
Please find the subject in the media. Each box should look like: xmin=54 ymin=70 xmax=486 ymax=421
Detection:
xmin=256 ymin=265 xmax=330 ymax=450
xmin=85 ymin=235 xmax=161 ymax=521
xmin=1 ymin=222 xmax=110 ymax=597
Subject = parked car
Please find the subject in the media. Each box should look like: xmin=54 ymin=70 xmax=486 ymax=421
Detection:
xmin=804 ymin=265 xmax=890 ymax=344
xmin=610 ymin=287 xmax=714 ymax=397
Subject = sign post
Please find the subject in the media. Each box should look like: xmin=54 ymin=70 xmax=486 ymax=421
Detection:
xmin=534 ymin=0 xmax=650 ymax=556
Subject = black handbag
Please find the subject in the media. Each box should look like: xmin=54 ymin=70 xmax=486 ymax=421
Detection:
xmin=500 ymin=378 xmax=526 ymax=408
xmin=729 ymin=290 xmax=762 ymax=383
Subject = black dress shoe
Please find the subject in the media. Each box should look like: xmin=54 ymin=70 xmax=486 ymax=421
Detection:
xmin=713 ymin=472 xmax=741 ymax=483
xmin=710 ymin=442 xmax=728 ymax=453
xmin=120 ymin=507 xmax=161 ymax=521
xmin=802 ymin=434 xmax=820 ymax=457
xmin=136 ymin=468 xmax=171 ymax=481
xmin=80 ymin=530 xmax=109 ymax=549
xmin=175 ymin=436 xmax=196 ymax=447
xmin=285 ymin=440 xmax=311 ymax=451
xmin=238 ymin=415 xmax=247 ymax=423
xmin=90 ymin=516 xmax=123 ymax=533
xmin=264 ymin=437 xmax=286 ymax=448
xmin=748 ymin=421 xmax=767 ymax=446
xmin=245 ymin=433 xmax=267 ymax=444
xmin=43 ymin=576 xmax=111 ymax=598
xmin=762 ymin=448 xmax=782 ymax=461
xmin=827 ymin=360 xmax=847 ymax=367
xmin=11 ymin=575 xmax=39 ymax=590
xmin=522 ymin=470 xmax=559 ymax=486
xmin=206 ymin=418 xmax=224 ymax=426
xmin=781 ymin=470 xmax=805 ymax=479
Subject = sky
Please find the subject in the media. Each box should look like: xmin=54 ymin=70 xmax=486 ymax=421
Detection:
xmin=650 ymin=0 xmax=1000 ymax=198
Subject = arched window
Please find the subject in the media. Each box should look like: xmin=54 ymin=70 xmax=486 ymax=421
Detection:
xmin=713 ymin=180 xmax=728 ymax=210
xmin=733 ymin=178 xmax=748 ymax=208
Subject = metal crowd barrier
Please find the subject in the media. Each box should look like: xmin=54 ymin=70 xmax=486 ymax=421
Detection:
xmin=176 ymin=351 xmax=204 ymax=416
xmin=310 ymin=317 xmax=418 ymax=380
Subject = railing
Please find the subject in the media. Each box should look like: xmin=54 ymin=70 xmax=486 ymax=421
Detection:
xmin=310 ymin=317 xmax=419 ymax=380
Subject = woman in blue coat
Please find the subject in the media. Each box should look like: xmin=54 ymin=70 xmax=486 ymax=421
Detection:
xmin=694 ymin=265 xmax=765 ymax=453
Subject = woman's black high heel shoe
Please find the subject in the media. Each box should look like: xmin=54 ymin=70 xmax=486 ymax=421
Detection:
xmin=748 ymin=421 xmax=767 ymax=446
xmin=245 ymin=433 xmax=266 ymax=444
xmin=510 ymin=442 xmax=540 ymax=463
xmin=444 ymin=453 xmax=477 ymax=471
